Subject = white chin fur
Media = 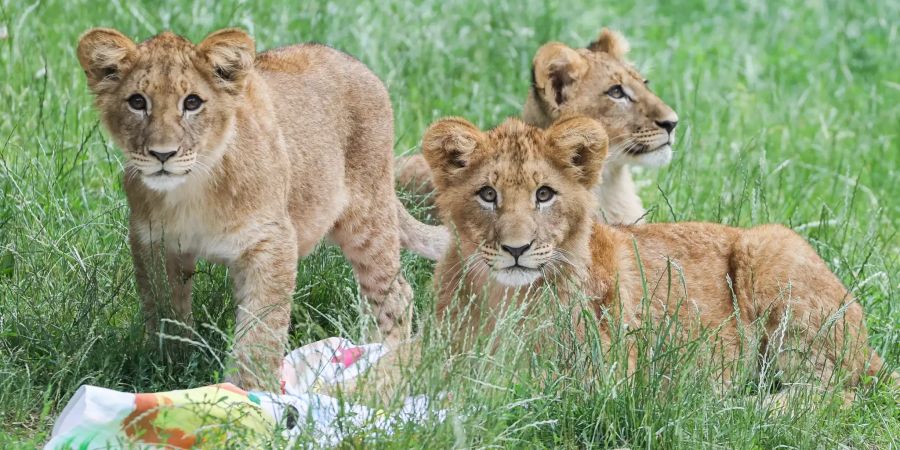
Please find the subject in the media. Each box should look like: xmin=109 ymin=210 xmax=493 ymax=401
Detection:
xmin=141 ymin=175 xmax=188 ymax=192
xmin=492 ymin=268 xmax=543 ymax=287
xmin=629 ymin=144 xmax=673 ymax=168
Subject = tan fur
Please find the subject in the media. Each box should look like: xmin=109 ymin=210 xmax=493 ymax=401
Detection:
xmin=397 ymin=28 xmax=678 ymax=225
xmin=77 ymin=28 xmax=449 ymax=390
xmin=424 ymin=116 xmax=888 ymax=398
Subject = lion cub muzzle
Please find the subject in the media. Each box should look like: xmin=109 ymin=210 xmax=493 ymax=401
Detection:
xmin=482 ymin=239 xmax=554 ymax=287
xmin=481 ymin=214 xmax=551 ymax=287
xmin=137 ymin=145 xmax=196 ymax=191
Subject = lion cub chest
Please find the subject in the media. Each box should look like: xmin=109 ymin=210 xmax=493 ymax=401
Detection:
xmin=131 ymin=187 xmax=251 ymax=264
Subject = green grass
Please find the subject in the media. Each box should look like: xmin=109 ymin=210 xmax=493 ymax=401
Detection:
xmin=1 ymin=0 xmax=898 ymax=447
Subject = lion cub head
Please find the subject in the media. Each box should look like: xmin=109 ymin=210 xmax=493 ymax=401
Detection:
xmin=525 ymin=28 xmax=678 ymax=168
xmin=423 ymin=116 xmax=606 ymax=287
xmin=77 ymin=28 xmax=255 ymax=191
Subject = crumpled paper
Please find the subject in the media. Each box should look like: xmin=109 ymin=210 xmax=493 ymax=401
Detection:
xmin=45 ymin=337 xmax=442 ymax=449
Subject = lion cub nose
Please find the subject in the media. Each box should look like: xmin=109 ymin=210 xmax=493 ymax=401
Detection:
xmin=149 ymin=150 xmax=177 ymax=163
xmin=501 ymin=242 xmax=532 ymax=259
xmin=655 ymin=120 xmax=678 ymax=134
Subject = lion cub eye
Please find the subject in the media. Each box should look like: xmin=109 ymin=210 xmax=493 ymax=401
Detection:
xmin=477 ymin=186 xmax=497 ymax=203
xmin=606 ymin=85 xmax=626 ymax=100
xmin=535 ymin=186 xmax=556 ymax=203
xmin=127 ymin=94 xmax=147 ymax=111
xmin=183 ymin=94 xmax=204 ymax=112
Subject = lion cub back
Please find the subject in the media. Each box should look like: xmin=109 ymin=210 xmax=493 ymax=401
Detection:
xmin=255 ymin=43 xmax=395 ymax=175
xmin=595 ymin=222 xmax=740 ymax=313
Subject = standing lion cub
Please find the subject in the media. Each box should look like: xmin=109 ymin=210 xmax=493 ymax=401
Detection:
xmin=423 ymin=115 xmax=889 ymax=397
xmin=76 ymin=28 xmax=448 ymax=389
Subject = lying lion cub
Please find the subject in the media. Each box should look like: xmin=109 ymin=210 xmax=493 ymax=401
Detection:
xmin=76 ymin=28 xmax=448 ymax=389
xmin=398 ymin=28 xmax=678 ymax=225
xmin=422 ymin=115 xmax=887 ymax=394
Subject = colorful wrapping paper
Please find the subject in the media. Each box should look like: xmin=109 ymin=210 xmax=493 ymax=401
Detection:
xmin=45 ymin=338 xmax=443 ymax=449
xmin=46 ymin=383 xmax=275 ymax=449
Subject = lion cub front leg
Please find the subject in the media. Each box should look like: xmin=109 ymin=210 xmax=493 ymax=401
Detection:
xmin=165 ymin=251 xmax=197 ymax=330
xmin=330 ymin=207 xmax=414 ymax=345
xmin=226 ymin=222 xmax=299 ymax=391
xmin=129 ymin=230 xmax=196 ymax=339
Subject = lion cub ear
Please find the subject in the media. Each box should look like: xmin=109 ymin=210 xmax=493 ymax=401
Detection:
xmin=587 ymin=28 xmax=630 ymax=60
xmin=546 ymin=116 xmax=608 ymax=187
xmin=421 ymin=117 xmax=485 ymax=190
xmin=76 ymin=28 xmax=138 ymax=93
xmin=197 ymin=28 xmax=256 ymax=93
xmin=532 ymin=42 xmax=589 ymax=111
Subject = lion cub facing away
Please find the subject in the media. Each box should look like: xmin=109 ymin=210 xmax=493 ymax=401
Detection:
xmin=77 ymin=28 xmax=448 ymax=389
xmin=422 ymin=116 xmax=887 ymax=394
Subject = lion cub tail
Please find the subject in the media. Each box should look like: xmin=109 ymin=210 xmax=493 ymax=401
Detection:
xmin=395 ymin=199 xmax=450 ymax=261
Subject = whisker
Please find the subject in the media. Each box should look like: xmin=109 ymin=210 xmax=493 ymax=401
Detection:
xmin=446 ymin=252 xmax=485 ymax=283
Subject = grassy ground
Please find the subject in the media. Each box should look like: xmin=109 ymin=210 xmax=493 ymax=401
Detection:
xmin=1 ymin=0 xmax=898 ymax=448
